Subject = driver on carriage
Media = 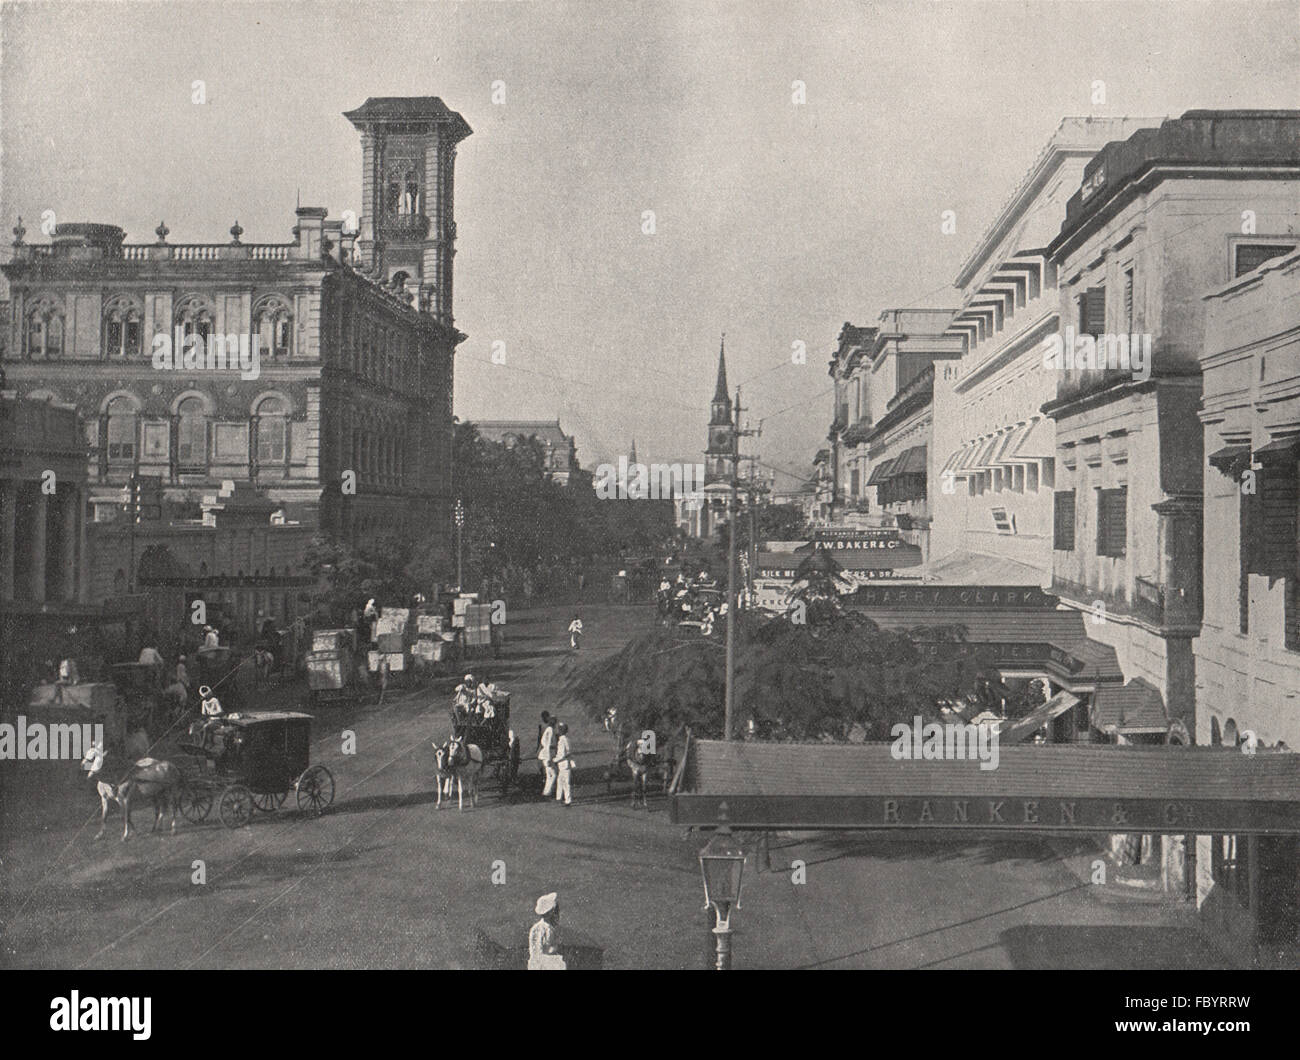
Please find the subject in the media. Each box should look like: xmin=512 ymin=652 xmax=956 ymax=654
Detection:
xmin=198 ymin=685 xmax=227 ymax=750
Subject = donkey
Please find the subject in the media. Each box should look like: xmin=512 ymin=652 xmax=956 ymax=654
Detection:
xmin=437 ymin=735 xmax=483 ymax=811
xmin=80 ymin=740 xmax=182 ymax=841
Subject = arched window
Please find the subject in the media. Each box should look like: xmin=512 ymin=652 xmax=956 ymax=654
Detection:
xmin=25 ymin=298 xmax=64 ymax=359
xmin=174 ymin=297 xmax=214 ymax=354
xmin=254 ymin=297 xmax=292 ymax=359
xmin=177 ymin=396 xmax=207 ymax=470
xmin=255 ymin=396 xmax=289 ymax=467
xmin=106 ymin=396 xmax=138 ymax=463
xmin=403 ymin=171 xmax=420 ymax=215
xmin=103 ymin=297 xmax=143 ymax=358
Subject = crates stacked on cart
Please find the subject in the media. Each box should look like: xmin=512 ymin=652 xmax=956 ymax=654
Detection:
xmin=413 ymin=611 xmax=455 ymax=676
xmin=368 ymin=607 xmax=411 ymax=683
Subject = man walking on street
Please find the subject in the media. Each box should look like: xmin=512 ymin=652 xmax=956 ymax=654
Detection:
xmin=554 ymin=722 xmax=574 ymax=806
xmin=538 ymin=712 xmax=557 ymax=799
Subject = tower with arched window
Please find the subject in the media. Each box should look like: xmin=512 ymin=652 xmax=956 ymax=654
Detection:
xmin=344 ymin=97 xmax=472 ymax=325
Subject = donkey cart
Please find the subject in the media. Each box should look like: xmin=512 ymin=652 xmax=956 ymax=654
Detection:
xmin=176 ymin=711 xmax=335 ymax=828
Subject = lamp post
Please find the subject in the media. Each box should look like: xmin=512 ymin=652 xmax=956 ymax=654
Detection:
xmin=698 ymin=825 xmax=746 ymax=970
xmin=454 ymin=498 xmax=465 ymax=591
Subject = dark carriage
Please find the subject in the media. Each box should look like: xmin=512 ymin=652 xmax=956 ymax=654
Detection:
xmin=177 ymin=711 xmax=335 ymax=828
xmin=449 ymin=690 xmax=521 ymax=794
xmin=108 ymin=662 xmax=178 ymax=738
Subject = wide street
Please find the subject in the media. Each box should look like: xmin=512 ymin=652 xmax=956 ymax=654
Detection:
xmin=0 ymin=604 xmax=1231 ymax=970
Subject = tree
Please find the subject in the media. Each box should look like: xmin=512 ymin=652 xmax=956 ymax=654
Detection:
xmin=563 ymin=604 xmax=985 ymax=743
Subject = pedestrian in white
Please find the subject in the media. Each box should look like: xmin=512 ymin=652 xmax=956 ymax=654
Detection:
xmin=568 ymin=614 xmax=583 ymax=651
xmin=528 ymin=892 xmax=565 ymax=970
xmin=202 ymin=625 xmax=220 ymax=649
xmin=538 ymin=714 xmax=557 ymax=798
xmin=554 ymin=722 xmax=574 ymax=806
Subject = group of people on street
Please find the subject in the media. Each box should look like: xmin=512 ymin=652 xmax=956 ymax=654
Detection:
xmin=536 ymin=710 xmax=574 ymax=805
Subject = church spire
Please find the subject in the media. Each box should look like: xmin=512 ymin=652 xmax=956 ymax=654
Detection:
xmin=712 ymin=333 xmax=729 ymax=405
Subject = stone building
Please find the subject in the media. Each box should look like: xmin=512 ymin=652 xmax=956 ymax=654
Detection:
xmin=1196 ymin=245 xmax=1300 ymax=964
xmin=472 ymin=420 xmax=581 ymax=484
xmin=830 ymin=310 xmax=961 ymax=538
xmin=929 ymin=117 xmax=1160 ymax=586
xmin=1042 ymin=109 xmax=1300 ymax=748
xmin=1 ymin=96 xmax=469 ymax=574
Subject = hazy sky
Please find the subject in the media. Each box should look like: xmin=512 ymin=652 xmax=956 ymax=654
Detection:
xmin=3 ymin=0 xmax=1298 ymax=486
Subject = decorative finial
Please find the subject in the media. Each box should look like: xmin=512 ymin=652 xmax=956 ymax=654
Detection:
xmin=155 ymin=221 xmax=169 ymax=243
xmin=229 ymin=220 xmax=243 ymax=244
xmin=12 ymin=216 xmax=25 ymax=245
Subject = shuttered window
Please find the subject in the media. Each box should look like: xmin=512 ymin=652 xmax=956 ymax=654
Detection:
xmin=1249 ymin=457 xmax=1299 ymax=579
xmin=1123 ymin=269 xmax=1135 ymax=332
xmin=1240 ymin=489 xmax=1252 ymax=635
xmin=1079 ymin=286 xmax=1106 ymax=336
xmin=1053 ymin=490 xmax=1076 ymax=551
xmin=1235 ymin=243 xmax=1296 ymax=278
xmin=1286 ymin=577 xmax=1300 ymax=653
xmin=1096 ymin=487 xmax=1127 ymax=558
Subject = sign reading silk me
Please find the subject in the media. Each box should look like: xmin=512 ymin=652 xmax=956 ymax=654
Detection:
xmin=594 ymin=459 xmax=705 ymax=502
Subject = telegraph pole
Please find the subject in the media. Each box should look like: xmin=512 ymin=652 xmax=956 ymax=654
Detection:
xmin=723 ymin=388 xmax=760 ymax=742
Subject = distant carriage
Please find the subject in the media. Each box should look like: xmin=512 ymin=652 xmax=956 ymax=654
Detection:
xmin=305 ymin=628 xmax=369 ymax=707
xmin=176 ymin=711 xmax=335 ymax=828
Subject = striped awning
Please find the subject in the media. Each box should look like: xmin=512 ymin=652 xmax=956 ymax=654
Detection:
xmin=866 ymin=458 xmax=897 ymax=485
xmin=1011 ymin=418 xmax=1054 ymax=461
xmin=891 ymin=445 xmax=927 ymax=476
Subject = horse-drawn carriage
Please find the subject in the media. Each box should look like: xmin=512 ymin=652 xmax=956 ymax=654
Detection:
xmin=447 ymin=689 xmax=521 ymax=795
xmin=603 ymin=720 xmax=681 ymax=805
xmin=176 ymin=711 xmax=335 ymax=828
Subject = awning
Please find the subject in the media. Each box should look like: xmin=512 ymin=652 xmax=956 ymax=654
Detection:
xmin=1208 ymin=444 xmax=1251 ymax=477
xmin=866 ymin=458 xmax=897 ymax=485
xmin=993 ymin=426 xmax=1028 ymax=466
xmin=671 ymin=738 xmax=1300 ymax=835
xmin=891 ymin=446 xmax=927 ymax=476
xmin=1011 ymin=418 xmax=1054 ymax=461
xmin=1255 ymin=437 xmax=1300 ymax=464
xmin=1001 ymin=690 xmax=1081 ymax=745
xmin=1091 ymin=677 xmax=1168 ymax=735
xmin=971 ymin=436 xmax=1002 ymax=469
xmin=940 ymin=448 xmax=965 ymax=474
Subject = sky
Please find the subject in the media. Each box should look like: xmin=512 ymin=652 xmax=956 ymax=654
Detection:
xmin=3 ymin=0 xmax=1298 ymax=488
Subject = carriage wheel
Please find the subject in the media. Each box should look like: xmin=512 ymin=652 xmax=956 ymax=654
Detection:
xmin=296 ymin=765 xmax=335 ymax=816
xmin=218 ymin=784 xmax=254 ymax=829
xmin=178 ymin=780 xmax=213 ymax=823
xmin=251 ymin=791 xmax=288 ymax=813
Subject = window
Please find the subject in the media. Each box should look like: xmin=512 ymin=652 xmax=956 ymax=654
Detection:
xmin=1247 ymin=456 xmax=1299 ymax=579
xmin=1096 ymin=487 xmax=1127 ymax=558
xmin=1078 ymin=286 xmax=1106 ymax=337
xmin=1123 ymin=268 xmax=1135 ymax=332
xmin=175 ymin=298 xmax=214 ymax=355
xmin=1286 ymin=576 xmax=1300 ymax=653
xmin=103 ymin=298 xmax=143 ymax=358
xmin=1240 ymin=489 xmax=1252 ymax=635
xmin=106 ymin=397 xmax=137 ymax=463
xmin=1053 ymin=490 xmax=1076 ymax=551
xmin=255 ymin=397 xmax=289 ymax=465
xmin=991 ymin=507 xmax=1015 ymax=534
xmin=255 ymin=299 xmax=293 ymax=359
xmin=1235 ymin=243 xmax=1296 ymax=278
xmin=177 ymin=397 xmax=208 ymax=470
xmin=25 ymin=300 xmax=64 ymax=359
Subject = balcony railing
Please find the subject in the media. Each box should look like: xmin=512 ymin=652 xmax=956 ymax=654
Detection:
xmin=1133 ymin=575 xmax=1201 ymax=630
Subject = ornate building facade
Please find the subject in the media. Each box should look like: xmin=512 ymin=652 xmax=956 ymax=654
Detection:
xmin=1 ymin=97 xmax=469 ymax=571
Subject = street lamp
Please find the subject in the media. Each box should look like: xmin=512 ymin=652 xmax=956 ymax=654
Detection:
xmin=698 ymin=826 xmax=746 ymax=970
xmin=454 ymin=499 xmax=465 ymax=591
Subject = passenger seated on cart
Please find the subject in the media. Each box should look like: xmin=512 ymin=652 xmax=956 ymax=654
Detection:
xmin=476 ymin=679 xmax=502 ymax=720
xmin=199 ymin=685 xmax=226 ymax=749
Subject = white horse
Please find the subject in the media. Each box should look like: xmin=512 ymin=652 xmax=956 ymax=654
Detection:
xmin=436 ymin=736 xmax=483 ymax=811
xmin=80 ymin=740 xmax=182 ymax=841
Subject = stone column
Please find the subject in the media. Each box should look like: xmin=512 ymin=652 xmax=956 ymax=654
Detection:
xmin=0 ymin=480 xmax=16 ymax=600
xmin=61 ymin=487 xmax=79 ymax=601
xmin=28 ymin=484 xmax=47 ymax=603
xmin=77 ymin=489 xmax=90 ymax=603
